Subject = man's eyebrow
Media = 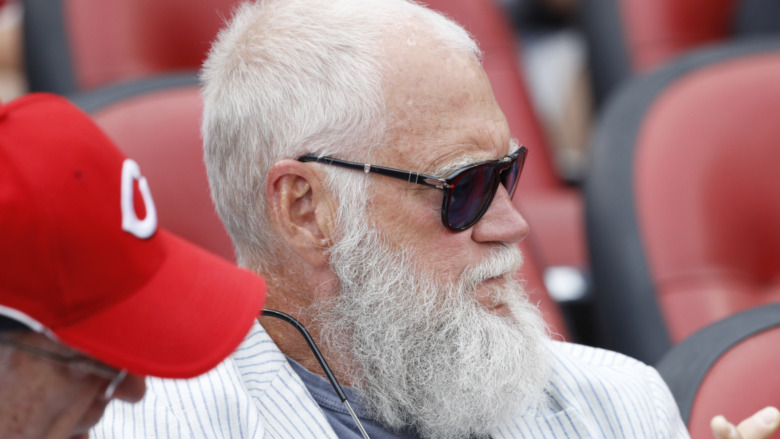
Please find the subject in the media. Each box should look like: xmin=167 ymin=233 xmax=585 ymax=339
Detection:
xmin=432 ymin=138 xmax=521 ymax=177
xmin=433 ymin=154 xmax=479 ymax=177
xmin=508 ymin=138 xmax=520 ymax=154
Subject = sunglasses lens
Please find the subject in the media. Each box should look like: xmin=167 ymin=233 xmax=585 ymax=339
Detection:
xmin=447 ymin=166 xmax=498 ymax=229
xmin=501 ymin=151 xmax=525 ymax=198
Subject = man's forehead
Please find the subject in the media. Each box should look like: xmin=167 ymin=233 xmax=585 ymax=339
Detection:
xmin=8 ymin=330 xmax=82 ymax=357
xmin=377 ymin=29 xmax=512 ymax=173
xmin=383 ymin=36 xmax=499 ymax=117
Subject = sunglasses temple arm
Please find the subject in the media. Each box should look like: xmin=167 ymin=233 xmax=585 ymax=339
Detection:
xmin=103 ymin=369 xmax=128 ymax=400
xmin=260 ymin=309 xmax=371 ymax=439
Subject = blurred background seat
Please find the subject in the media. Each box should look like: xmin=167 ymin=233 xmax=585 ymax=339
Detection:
xmin=657 ymin=303 xmax=780 ymax=439
xmin=585 ymin=38 xmax=780 ymax=363
xmin=23 ymin=0 xmax=238 ymax=94
xmin=68 ymin=72 xmax=571 ymax=341
xmin=581 ymin=0 xmax=780 ymax=110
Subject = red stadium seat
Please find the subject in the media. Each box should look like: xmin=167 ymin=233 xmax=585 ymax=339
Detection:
xmin=582 ymin=0 xmax=780 ymax=107
xmin=586 ymin=39 xmax=780 ymax=362
xmin=657 ymin=303 xmax=780 ymax=439
xmin=23 ymin=0 xmax=240 ymax=94
xmin=69 ymin=74 xmax=570 ymax=339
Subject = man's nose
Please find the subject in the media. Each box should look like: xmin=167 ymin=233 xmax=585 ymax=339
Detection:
xmin=470 ymin=185 xmax=529 ymax=244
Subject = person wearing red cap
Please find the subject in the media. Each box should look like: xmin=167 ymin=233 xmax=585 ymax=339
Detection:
xmin=0 ymin=93 xmax=267 ymax=439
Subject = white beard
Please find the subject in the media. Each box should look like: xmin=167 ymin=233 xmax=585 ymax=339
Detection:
xmin=313 ymin=207 xmax=552 ymax=439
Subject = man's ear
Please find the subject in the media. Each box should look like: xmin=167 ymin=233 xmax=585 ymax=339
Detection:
xmin=266 ymin=159 xmax=337 ymax=266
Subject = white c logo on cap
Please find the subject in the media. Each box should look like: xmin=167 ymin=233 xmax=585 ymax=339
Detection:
xmin=121 ymin=159 xmax=158 ymax=239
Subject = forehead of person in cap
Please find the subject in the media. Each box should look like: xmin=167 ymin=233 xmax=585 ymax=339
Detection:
xmin=0 ymin=93 xmax=267 ymax=438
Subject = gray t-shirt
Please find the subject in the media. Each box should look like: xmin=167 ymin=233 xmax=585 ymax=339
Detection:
xmin=287 ymin=356 xmax=423 ymax=439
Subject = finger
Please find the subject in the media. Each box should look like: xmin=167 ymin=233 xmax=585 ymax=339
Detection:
xmin=711 ymin=415 xmax=739 ymax=439
xmin=736 ymin=407 xmax=780 ymax=439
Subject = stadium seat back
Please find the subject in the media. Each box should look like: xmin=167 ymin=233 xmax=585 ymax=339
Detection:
xmin=581 ymin=0 xmax=780 ymax=107
xmin=24 ymin=0 xmax=238 ymax=93
xmin=657 ymin=303 xmax=780 ymax=439
xmin=586 ymin=39 xmax=780 ymax=362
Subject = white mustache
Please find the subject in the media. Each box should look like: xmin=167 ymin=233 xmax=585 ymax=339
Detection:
xmin=460 ymin=244 xmax=524 ymax=286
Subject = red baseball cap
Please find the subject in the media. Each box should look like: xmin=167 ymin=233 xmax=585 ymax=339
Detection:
xmin=0 ymin=93 xmax=266 ymax=378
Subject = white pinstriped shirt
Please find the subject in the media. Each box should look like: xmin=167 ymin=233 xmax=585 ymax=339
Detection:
xmin=91 ymin=321 xmax=338 ymax=439
xmin=493 ymin=341 xmax=688 ymax=438
xmin=92 ymin=322 xmax=688 ymax=438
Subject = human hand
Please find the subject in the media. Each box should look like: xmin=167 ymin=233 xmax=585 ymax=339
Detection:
xmin=711 ymin=407 xmax=780 ymax=439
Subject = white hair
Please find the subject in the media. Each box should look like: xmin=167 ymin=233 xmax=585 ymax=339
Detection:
xmin=200 ymin=0 xmax=481 ymax=271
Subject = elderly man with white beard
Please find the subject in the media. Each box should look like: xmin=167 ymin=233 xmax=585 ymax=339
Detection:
xmin=91 ymin=0 xmax=780 ymax=438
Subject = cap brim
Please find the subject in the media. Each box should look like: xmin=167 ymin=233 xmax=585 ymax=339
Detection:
xmin=54 ymin=230 xmax=265 ymax=378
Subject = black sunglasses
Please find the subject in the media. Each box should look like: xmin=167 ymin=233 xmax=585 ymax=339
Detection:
xmin=298 ymin=146 xmax=527 ymax=231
